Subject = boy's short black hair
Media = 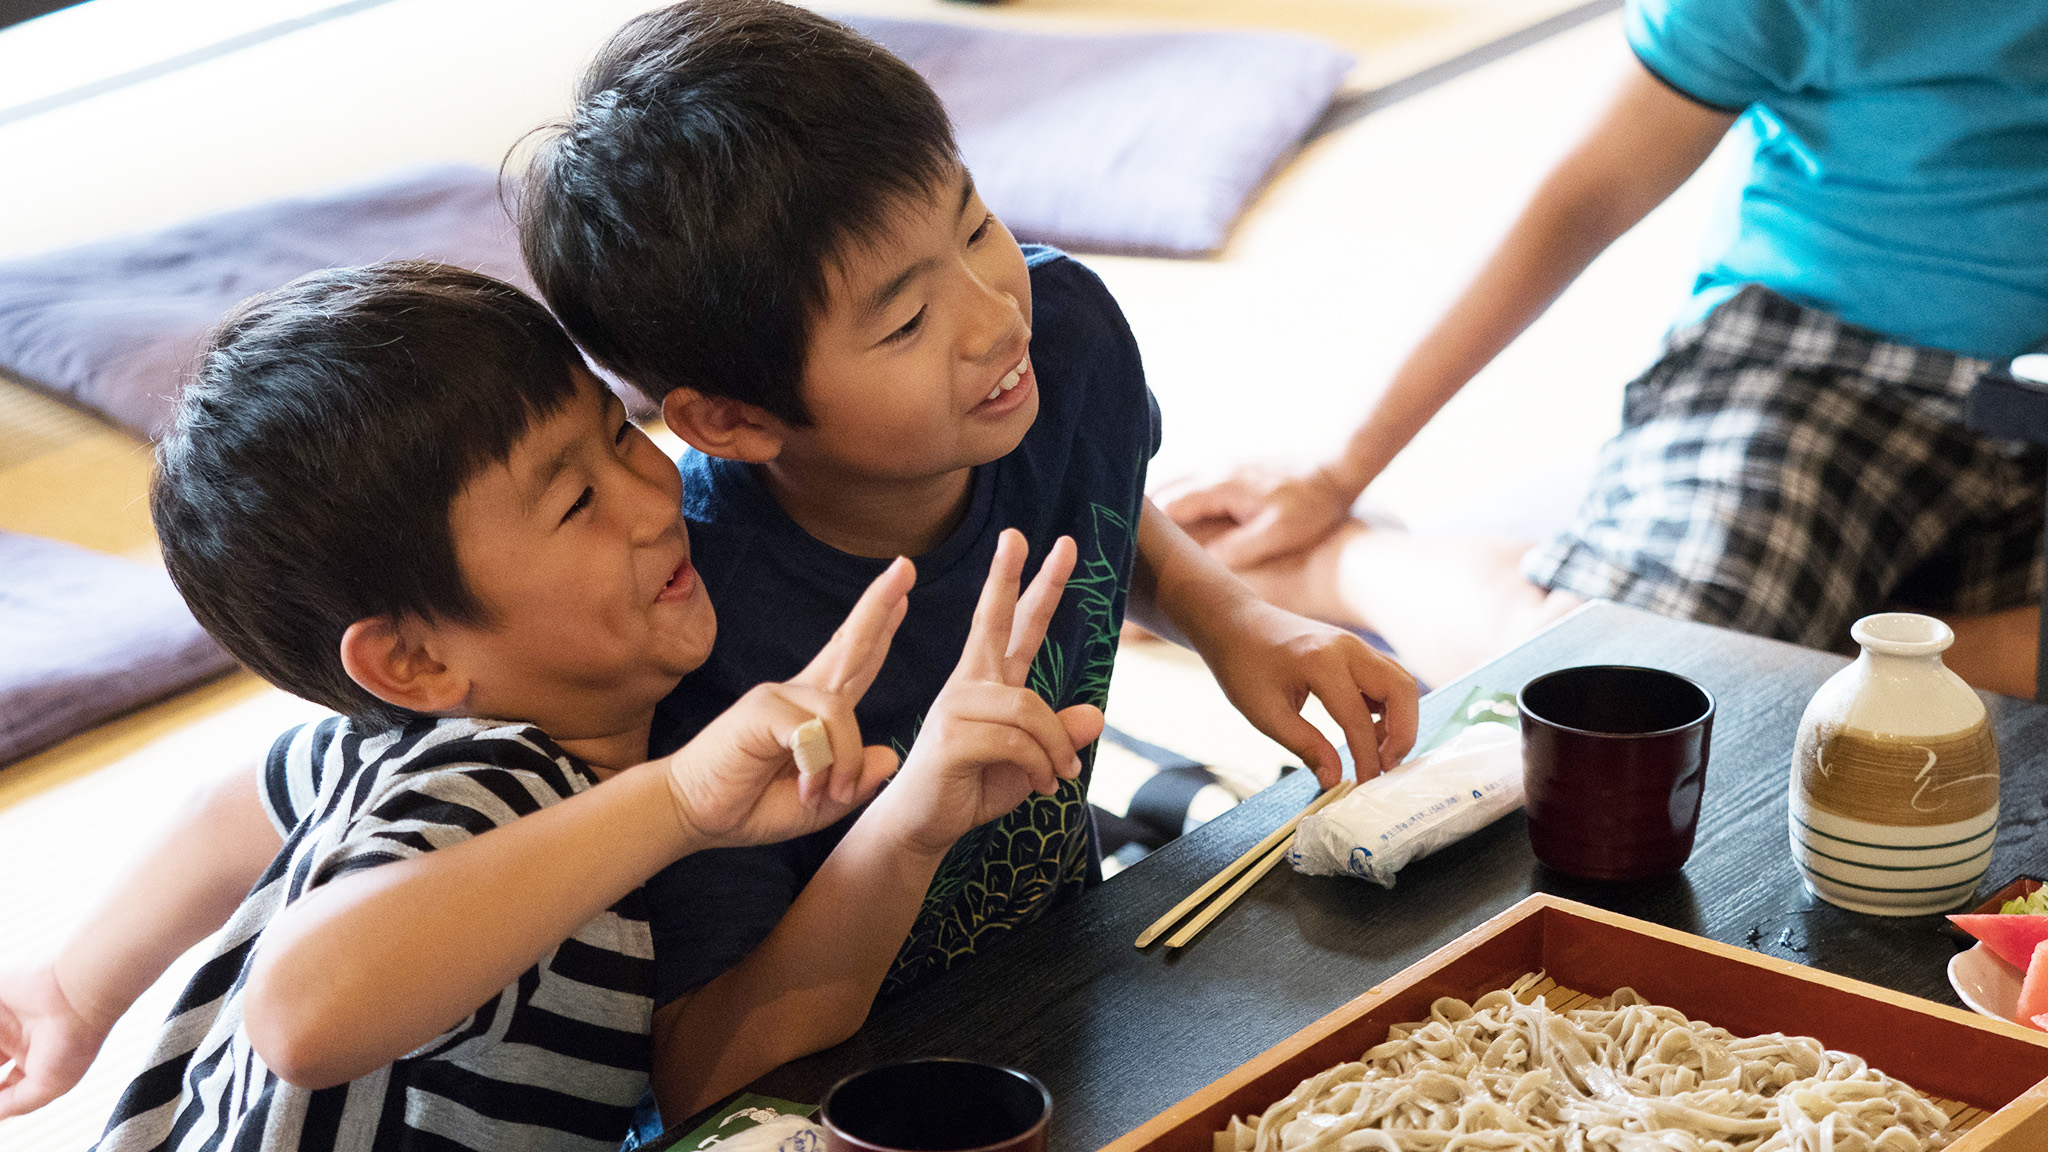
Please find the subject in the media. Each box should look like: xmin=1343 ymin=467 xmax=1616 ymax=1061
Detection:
xmin=152 ymin=262 xmax=584 ymax=730
xmin=517 ymin=0 xmax=958 ymax=424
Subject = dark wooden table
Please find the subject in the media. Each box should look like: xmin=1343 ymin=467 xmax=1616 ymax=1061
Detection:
xmin=747 ymin=602 xmax=2048 ymax=1148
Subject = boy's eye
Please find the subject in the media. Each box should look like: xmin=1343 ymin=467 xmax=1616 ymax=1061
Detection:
xmin=885 ymin=307 xmax=925 ymax=344
xmin=562 ymin=487 xmax=594 ymax=523
xmin=968 ymin=214 xmax=993 ymax=244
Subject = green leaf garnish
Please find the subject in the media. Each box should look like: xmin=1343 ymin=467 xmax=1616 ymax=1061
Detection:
xmin=2000 ymin=887 xmax=2048 ymax=915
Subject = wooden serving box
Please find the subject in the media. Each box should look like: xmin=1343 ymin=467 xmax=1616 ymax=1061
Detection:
xmin=1104 ymin=895 xmax=2048 ymax=1151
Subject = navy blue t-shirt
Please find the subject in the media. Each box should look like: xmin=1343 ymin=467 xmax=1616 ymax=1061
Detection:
xmin=644 ymin=246 xmax=1160 ymax=1001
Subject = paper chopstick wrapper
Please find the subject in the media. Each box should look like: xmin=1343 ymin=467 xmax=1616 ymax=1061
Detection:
xmin=789 ymin=717 xmax=833 ymax=776
xmin=1289 ymin=722 xmax=1522 ymax=887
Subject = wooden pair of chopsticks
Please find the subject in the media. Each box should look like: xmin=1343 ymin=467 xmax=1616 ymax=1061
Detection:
xmin=1135 ymin=780 xmax=1357 ymax=950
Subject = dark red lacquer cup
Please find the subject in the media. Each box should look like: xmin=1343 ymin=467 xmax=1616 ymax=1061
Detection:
xmin=820 ymin=1058 xmax=1050 ymax=1152
xmin=1518 ymin=665 xmax=1715 ymax=882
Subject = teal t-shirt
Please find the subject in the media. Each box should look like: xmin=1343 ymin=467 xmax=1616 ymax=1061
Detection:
xmin=1628 ymin=0 xmax=2048 ymax=360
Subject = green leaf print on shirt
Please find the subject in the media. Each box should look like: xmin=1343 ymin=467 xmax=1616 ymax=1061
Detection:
xmin=880 ymin=503 xmax=1135 ymax=995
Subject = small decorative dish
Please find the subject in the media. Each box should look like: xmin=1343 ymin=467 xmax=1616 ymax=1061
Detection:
xmin=1951 ymin=942 xmax=2024 ymax=1023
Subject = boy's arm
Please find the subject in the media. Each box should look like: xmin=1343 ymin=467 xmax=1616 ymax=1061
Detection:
xmin=648 ymin=531 xmax=1103 ymax=1120
xmin=0 ymin=759 xmax=280 ymax=1119
xmin=241 ymin=564 xmax=915 ymax=1090
xmin=1129 ymin=499 xmax=1418 ymax=785
xmin=1161 ymin=63 xmax=1738 ymax=568
xmin=245 ymin=758 xmax=720 ymax=1089
xmin=649 ymin=803 xmax=950 ymax=1120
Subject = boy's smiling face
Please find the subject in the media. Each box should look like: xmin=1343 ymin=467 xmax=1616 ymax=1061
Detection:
xmin=431 ymin=369 xmax=714 ymax=747
xmin=791 ymin=167 xmax=1036 ymax=485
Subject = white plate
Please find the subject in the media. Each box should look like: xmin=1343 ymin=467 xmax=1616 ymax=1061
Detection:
xmin=1949 ymin=942 xmax=2024 ymax=1022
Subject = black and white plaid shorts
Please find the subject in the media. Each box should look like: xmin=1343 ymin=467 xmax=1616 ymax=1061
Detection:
xmin=1522 ymin=285 xmax=2045 ymax=654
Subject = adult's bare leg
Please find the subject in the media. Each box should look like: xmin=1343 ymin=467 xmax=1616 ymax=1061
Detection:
xmin=1938 ymin=604 xmax=2039 ymax=700
xmin=1238 ymin=520 xmax=1582 ymax=688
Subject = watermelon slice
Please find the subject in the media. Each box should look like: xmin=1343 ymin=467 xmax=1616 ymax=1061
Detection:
xmin=2019 ymin=941 xmax=2048 ymax=1032
xmin=1948 ymin=913 xmax=2048 ymax=969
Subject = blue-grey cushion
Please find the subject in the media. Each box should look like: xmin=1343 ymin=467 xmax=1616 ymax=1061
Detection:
xmin=0 ymin=164 xmax=530 ymax=440
xmin=0 ymin=532 xmax=236 ymax=765
xmin=842 ymin=14 xmax=1354 ymax=256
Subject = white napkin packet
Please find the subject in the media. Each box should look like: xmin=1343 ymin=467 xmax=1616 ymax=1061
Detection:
xmin=1288 ymin=722 xmax=1522 ymax=887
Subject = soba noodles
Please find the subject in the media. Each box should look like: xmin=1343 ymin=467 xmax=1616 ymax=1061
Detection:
xmin=1216 ymin=973 xmax=1952 ymax=1152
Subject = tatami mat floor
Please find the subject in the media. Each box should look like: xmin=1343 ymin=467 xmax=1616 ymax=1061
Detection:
xmin=0 ymin=0 xmax=1729 ymax=1146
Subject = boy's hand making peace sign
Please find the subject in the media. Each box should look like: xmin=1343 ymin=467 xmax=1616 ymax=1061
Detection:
xmin=651 ymin=530 xmax=1105 ymax=1116
xmin=872 ymin=529 xmax=1106 ymax=859
xmin=664 ymin=556 xmax=916 ymax=849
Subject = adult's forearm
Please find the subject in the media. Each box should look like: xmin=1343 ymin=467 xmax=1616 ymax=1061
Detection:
xmin=244 ymin=764 xmax=697 ymax=1088
xmin=52 ymin=760 xmax=281 ymax=1036
xmin=651 ymin=805 xmax=948 ymax=1119
xmin=1329 ymin=246 xmax=1585 ymax=495
xmin=1327 ymin=63 xmax=1736 ymax=499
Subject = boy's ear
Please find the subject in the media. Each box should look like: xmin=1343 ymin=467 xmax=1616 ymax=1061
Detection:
xmin=662 ymin=388 xmax=788 ymax=463
xmin=339 ymin=617 xmax=469 ymax=716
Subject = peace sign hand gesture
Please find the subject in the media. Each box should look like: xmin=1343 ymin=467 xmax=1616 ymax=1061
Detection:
xmin=664 ymin=557 xmax=916 ymax=850
xmin=874 ymin=529 xmax=1107 ymax=860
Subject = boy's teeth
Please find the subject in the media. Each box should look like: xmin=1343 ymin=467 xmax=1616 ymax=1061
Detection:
xmin=985 ymin=359 xmax=1027 ymax=402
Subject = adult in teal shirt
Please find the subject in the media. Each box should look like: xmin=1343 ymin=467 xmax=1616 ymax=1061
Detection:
xmin=1636 ymin=0 xmax=2048 ymax=361
xmin=1164 ymin=0 xmax=2048 ymax=697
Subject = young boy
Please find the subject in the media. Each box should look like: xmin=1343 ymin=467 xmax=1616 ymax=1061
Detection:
xmin=515 ymin=0 xmax=1421 ymax=1071
xmin=0 ymin=262 xmax=1102 ymax=1147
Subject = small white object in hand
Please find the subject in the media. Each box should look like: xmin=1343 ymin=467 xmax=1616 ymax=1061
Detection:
xmin=789 ymin=717 xmax=833 ymax=776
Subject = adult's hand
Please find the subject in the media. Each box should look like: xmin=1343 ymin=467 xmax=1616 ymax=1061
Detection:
xmin=1156 ymin=461 xmax=1356 ymax=571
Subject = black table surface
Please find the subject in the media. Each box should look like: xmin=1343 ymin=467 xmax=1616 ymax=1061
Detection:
xmin=746 ymin=602 xmax=2048 ymax=1148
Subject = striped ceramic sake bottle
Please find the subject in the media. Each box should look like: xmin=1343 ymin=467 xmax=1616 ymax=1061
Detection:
xmin=1789 ymin=613 xmax=2000 ymax=915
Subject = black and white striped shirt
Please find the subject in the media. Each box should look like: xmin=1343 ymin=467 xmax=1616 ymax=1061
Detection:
xmin=95 ymin=716 xmax=654 ymax=1152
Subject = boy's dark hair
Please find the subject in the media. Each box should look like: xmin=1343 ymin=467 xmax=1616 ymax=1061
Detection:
xmin=517 ymin=0 xmax=958 ymax=424
xmin=152 ymin=262 xmax=584 ymax=730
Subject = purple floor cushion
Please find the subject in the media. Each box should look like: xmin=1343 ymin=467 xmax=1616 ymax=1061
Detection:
xmin=841 ymin=15 xmax=1354 ymax=256
xmin=0 ymin=532 xmax=237 ymax=766
xmin=0 ymin=164 xmax=532 ymax=440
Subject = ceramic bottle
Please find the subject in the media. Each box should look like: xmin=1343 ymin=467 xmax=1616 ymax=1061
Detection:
xmin=1789 ymin=612 xmax=1999 ymax=915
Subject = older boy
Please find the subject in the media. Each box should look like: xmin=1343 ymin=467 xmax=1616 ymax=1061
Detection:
xmin=0 ymin=263 xmax=1101 ymax=1148
xmin=517 ymin=0 xmax=1420 ymax=1062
